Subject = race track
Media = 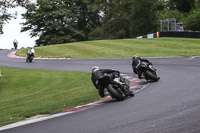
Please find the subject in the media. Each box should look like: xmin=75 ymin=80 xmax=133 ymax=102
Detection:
xmin=1 ymin=50 xmax=200 ymax=133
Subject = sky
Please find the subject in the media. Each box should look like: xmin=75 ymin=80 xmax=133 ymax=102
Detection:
xmin=0 ymin=7 xmax=38 ymax=49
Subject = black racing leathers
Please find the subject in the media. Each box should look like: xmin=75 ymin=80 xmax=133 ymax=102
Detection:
xmin=91 ymin=69 xmax=119 ymax=97
xmin=132 ymin=57 xmax=150 ymax=69
xmin=132 ymin=56 xmax=151 ymax=78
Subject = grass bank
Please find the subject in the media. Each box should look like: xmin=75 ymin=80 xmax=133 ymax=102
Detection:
xmin=0 ymin=67 xmax=99 ymax=126
xmin=17 ymin=38 xmax=200 ymax=59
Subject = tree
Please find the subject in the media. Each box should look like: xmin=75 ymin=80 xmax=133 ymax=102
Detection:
xmin=156 ymin=8 xmax=184 ymax=25
xmin=130 ymin=0 xmax=163 ymax=37
xmin=168 ymin=0 xmax=196 ymax=12
xmin=21 ymin=0 xmax=102 ymax=46
xmin=0 ymin=0 xmax=29 ymax=34
xmin=161 ymin=0 xmax=200 ymax=31
xmin=183 ymin=7 xmax=200 ymax=30
xmin=100 ymin=0 xmax=132 ymax=39
xmin=76 ymin=0 xmax=102 ymax=38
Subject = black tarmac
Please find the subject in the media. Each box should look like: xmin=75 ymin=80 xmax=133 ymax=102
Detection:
xmin=1 ymin=50 xmax=200 ymax=133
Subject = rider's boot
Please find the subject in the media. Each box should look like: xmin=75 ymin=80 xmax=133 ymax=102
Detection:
xmin=98 ymin=89 xmax=105 ymax=97
xmin=98 ymin=88 xmax=109 ymax=97
xmin=123 ymin=85 xmax=134 ymax=97
xmin=138 ymin=74 xmax=145 ymax=79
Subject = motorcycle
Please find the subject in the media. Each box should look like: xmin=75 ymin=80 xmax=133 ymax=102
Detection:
xmin=132 ymin=61 xmax=160 ymax=82
xmin=26 ymin=52 xmax=34 ymax=63
xmin=98 ymin=73 xmax=134 ymax=101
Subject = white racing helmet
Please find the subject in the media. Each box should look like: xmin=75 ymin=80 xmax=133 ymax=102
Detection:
xmin=92 ymin=66 xmax=99 ymax=71
xmin=133 ymin=55 xmax=138 ymax=59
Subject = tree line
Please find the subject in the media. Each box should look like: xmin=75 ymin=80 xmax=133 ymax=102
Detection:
xmin=1 ymin=0 xmax=200 ymax=46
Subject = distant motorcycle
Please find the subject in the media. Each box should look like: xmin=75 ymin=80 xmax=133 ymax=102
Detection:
xmin=26 ymin=52 xmax=34 ymax=63
xmin=132 ymin=61 xmax=160 ymax=82
xmin=98 ymin=73 xmax=134 ymax=101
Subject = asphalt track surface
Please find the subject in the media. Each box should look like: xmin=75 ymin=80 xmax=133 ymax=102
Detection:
xmin=1 ymin=50 xmax=200 ymax=133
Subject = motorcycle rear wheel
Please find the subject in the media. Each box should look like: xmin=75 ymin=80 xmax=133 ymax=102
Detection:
xmin=107 ymin=84 xmax=125 ymax=101
xmin=145 ymin=70 xmax=159 ymax=81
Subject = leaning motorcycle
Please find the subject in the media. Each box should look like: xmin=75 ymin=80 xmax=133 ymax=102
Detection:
xmin=98 ymin=74 xmax=133 ymax=101
xmin=132 ymin=62 xmax=160 ymax=82
xmin=26 ymin=52 xmax=34 ymax=63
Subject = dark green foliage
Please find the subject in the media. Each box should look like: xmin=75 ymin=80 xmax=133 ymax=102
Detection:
xmin=183 ymin=7 xmax=200 ymax=30
xmin=0 ymin=0 xmax=29 ymax=34
xmin=2 ymin=0 xmax=200 ymax=45
xmin=100 ymin=0 xmax=132 ymax=39
xmin=21 ymin=0 xmax=102 ymax=46
xmin=168 ymin=0 xmax=196 ymax=12
xmin=130 ymin=0 xmax=162 ymax=37
xmin=156 ymin=9 xmax=184 ymax=23
xmin=89 ymin=0 xmax=133 ymax=40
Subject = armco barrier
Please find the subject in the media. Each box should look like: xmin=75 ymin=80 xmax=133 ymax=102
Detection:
xmin=160 ymin=31 xmax=200 ymax=38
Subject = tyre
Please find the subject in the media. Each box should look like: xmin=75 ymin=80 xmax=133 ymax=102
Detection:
xmin=145 ymin=70 xmax=159 ymax=81
xmin=106 ymin=84 xmax=125 ymax=101
xmin=29 ymin=56 xmax=33 ymax=63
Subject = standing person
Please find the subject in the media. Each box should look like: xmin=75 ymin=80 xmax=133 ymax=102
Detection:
xmin=13 ymin=39 xmax=18 ymax=49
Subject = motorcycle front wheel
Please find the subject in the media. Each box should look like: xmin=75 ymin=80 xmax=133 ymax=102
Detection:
xmin=106 ymin=84 xmax=125 ymax=101
xmin=29 ymin=58 xmax=32 ymax=62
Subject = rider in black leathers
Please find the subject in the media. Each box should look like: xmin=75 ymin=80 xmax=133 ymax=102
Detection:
xmin=132 ymin=56 xmax=152 ymax=79
xmin=91 ymin=66 xmax=134 ymax=97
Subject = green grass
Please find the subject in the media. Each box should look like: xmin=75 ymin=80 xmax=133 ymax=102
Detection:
xmin=0 ymin=67 xmax=99 ymax=126
xmin=17 ymin=37 xmax=200 ymax=59
xmin=2 ymin=37 xmax=200 ymax=126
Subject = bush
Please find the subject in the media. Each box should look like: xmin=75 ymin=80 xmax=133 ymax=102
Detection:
xmin=183 ymin=7 xmax=200 ymax=31
xmin=88 ymin=27 xmax=105 ymax=40
xmin=156 ymin=9 xmax=185 ymax=23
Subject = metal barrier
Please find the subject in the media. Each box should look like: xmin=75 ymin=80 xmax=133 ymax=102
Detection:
xmin=160 ymin=31 xmax=200 ymax=38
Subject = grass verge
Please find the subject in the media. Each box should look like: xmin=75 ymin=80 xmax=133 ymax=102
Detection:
xmin=3 ymin=37 xmax=200 ymax=126
xmin=17 ymin=37 xmax=200 ymax=59
xmin=0 ymin=67 xmax=99 ymax=127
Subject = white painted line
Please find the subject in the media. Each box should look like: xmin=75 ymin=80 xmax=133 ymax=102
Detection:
xmin=0 ymin=74 xmax=146 ymax=132
xmin=0 ymin=112 xmax=72 ymax=131
xmin=189 ymin=56 xmax=200 ymax=60
xmin=134 ymin=84 xmax=149 ymax=93
xmin=190 ymin=57 xmax=195 ymax=60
